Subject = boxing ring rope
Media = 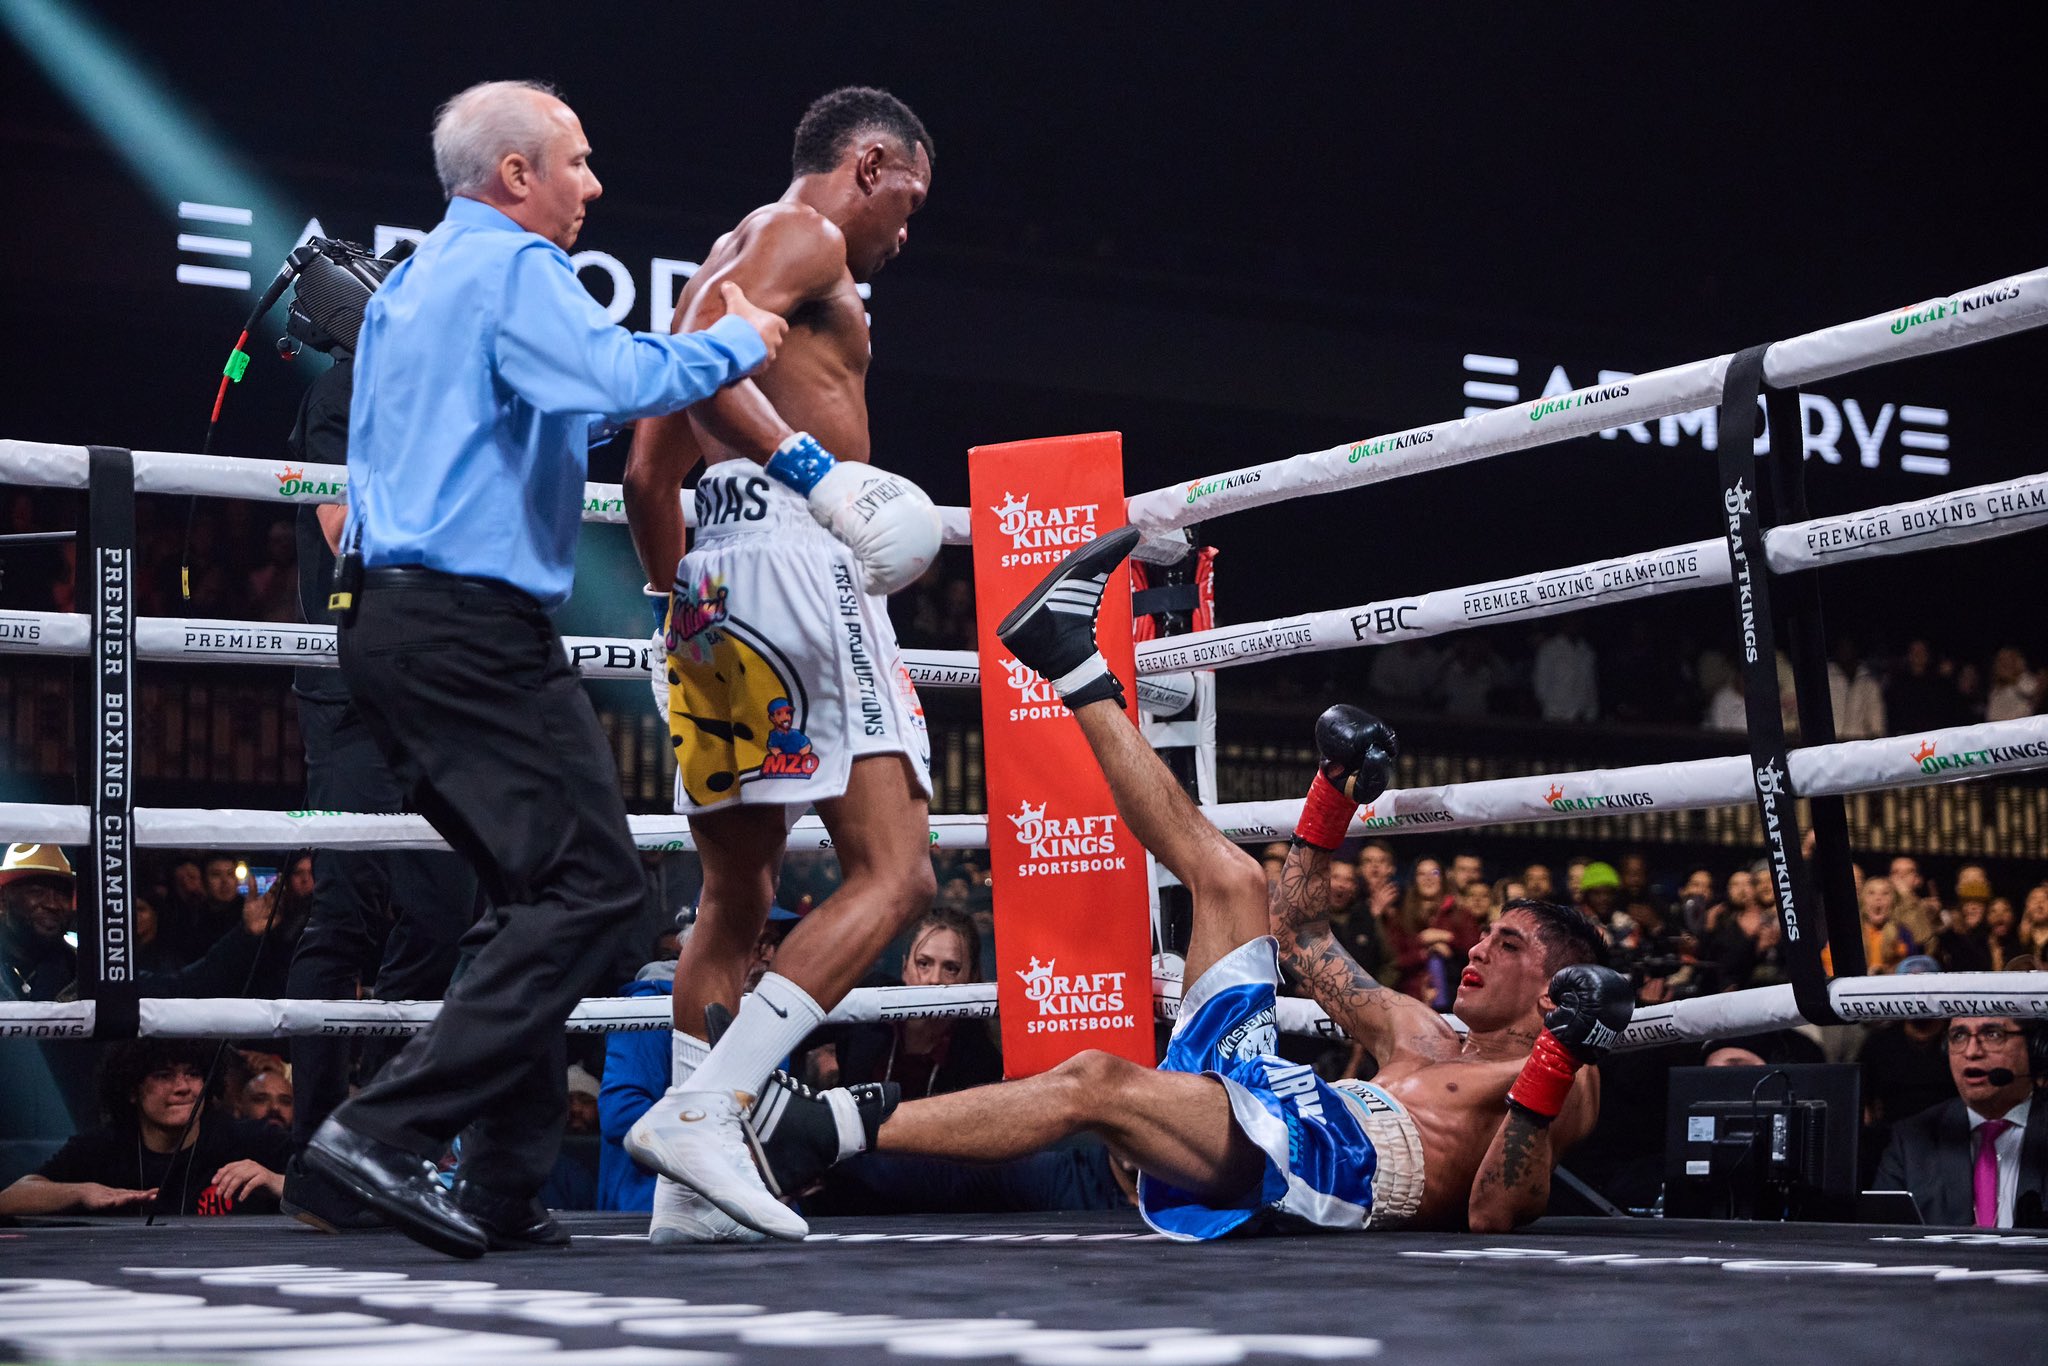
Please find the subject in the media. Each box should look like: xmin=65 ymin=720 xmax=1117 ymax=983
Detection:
xmin=1122 ymin=267 xmax=2046 ymax=534
xmin=5 ymin=966 xmax=2044 ymax=1049
xmin=0 ymin=440 xmax=979 ymax=545
xmin=3 ymin=264 xmax=2044 ymax=1054
xmin=2 ymin=710 xmax=2043 ymax=855
xmin=1132 ymin=467 xmax=2048 ymax=675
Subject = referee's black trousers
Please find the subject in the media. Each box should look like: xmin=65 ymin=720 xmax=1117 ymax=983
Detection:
xmin=333 ymin=569 xmax=642 ymax=1195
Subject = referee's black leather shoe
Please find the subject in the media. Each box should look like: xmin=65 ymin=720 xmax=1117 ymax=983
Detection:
xmin=451 ymin=1179 xmax=571 ymax=1251
xmin=304 ymin=1117 xmax=487 ymax=1259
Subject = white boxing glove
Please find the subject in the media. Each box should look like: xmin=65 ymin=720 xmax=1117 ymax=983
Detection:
xmin=643 ymin=584 xmax=671 ymax=720
xmin=764 ymin=432 xmax=941 ymax=595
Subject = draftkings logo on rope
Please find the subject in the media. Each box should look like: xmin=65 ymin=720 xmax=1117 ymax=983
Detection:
xmin=1543 ymin=782 xmax=1654 ymax=813
xmin=1008 ymin=799 xmax=1126 ymax=876
xmin=1459 ymin=352 xmax=1955 ymax=477
xmin=273 ymin=465 xmax=345 ymax=499
xmin=1911 ymin=737 xmax=2048 ymax=776
xmin=990 ymin=492 xmax=1099 ymax=569
xmin=1015 ymin=954 xmax=1133 ymax=1035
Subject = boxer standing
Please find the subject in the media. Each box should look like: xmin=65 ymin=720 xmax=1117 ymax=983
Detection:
xmin=622 ymin=86 xmax=940 ymax=1242
xmin=303 ymin=79 xmax=786 ymax=1259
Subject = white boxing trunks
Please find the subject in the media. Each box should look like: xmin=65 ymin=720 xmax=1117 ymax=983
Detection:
xmin=662 ymin=460 xmax=932 ymax=814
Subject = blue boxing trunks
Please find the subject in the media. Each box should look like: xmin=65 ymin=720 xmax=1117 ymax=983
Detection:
xmin=1138 ymin=936 xmax=1427 ymax=1241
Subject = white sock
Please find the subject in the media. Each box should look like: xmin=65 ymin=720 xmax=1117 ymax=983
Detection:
xmin=684 ymin=973 xmax=825 ymax=1100
xmin=671 ymin=1030 xmax=710 ymax=1087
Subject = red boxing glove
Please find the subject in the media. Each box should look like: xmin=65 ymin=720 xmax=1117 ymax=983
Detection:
xmin=1293 ymin=771 xmax=1357 ymax=851
xmin=1506 ymin=1029 xmax=1581 ymax=1124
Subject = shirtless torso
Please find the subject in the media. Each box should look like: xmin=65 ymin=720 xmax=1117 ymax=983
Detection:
xmin=676 ymin=203 xmax=874 ymax=466
xmin=1274 ymin=850 xmax=1601 ymax=1229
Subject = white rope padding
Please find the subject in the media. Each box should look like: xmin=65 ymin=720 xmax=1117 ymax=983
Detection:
xmin=0 ymin=441 xmax=975 ymax=546
xmin=1124 ymin=266 xmax=2048 ymax=532
xmin=3 ymin=712 xmax=2042 ymax=853
xmin=5 ymin=972 xmax=2041 ymax=1044
xmin=1133 ymin=467 xmax=2048 ymax=675
xmin=0 ymin=612 xmax=1200 ymax=713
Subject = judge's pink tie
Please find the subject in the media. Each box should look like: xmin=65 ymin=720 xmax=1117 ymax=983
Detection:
xmin=1973 ymin=1119 xmax=2012 ymax=1228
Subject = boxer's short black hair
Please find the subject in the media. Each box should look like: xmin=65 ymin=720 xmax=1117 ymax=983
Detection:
xmin=1503 ymin=898 xmax=1606 ymax=971
xmin=793 ymin=86 xmax=933 ymax=176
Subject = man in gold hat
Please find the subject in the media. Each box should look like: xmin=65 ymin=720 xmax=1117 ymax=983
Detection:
xmin=0 ymin=844 xmax=75 ymax=1002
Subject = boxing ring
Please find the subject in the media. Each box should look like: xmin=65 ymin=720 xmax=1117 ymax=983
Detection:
xmin=4 ymin=267 xmax=2048 ymax=1363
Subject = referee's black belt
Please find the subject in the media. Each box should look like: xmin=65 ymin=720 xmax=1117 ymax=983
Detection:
xmin=362 ymin=565 xmax=541 ymax=608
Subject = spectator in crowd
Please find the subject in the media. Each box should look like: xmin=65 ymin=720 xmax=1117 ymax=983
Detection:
xmin=1521 ymin=862 xmax=1555 ymax=902
xmin=565 ymin=1065 xmax=601 ymax=1135
xmin=131 ymin=893 xmax=186 ymax=976
xmin=1489 ymin=875 xmax=1525 ymax=913
xmin=1857 ymin=876 xmax=1914 ymax=974
xmin=0 ymin=1040 xmax=293 ymax=1217
xmin=1673 ymin=867 xmax=1715 ymax=939
xmin=1987 ymin=647 xmax=2043 ymax=722
xmin=1888 ymin=856 xmax=1941 ymax=947
xmin=1 ymin=844 xmax=77 ymax=1002
xmin=2021 ymin=885 xmax=2048 ymax=961
xmin=839 ymin=908 xmax=1002 ymax=1099
xmin=235 ymin=1063 xmax=295 ymax=1133
xmin=1887 ymin=639 xmax=1965 ymax=733
xmin=1578 ymin=860 xmax=1622 ymax=928
xmin=1326 ymin=857 xmax=1387 ymax=983
xmin=1436 ymin=637 xmax=1505 ymax=718
xmin=1532 ymin=619 xmax=1597 ymax=722
xmin=1564 ymin=856 xmax=1590 ymax=902
xmin=599 ymin=954 xmax=683 ymax=1214
xmin=1828 ymin=637 xmax=1889 ymax=739
xmin=1710 ymin=867 xmax=1755 ymax=933
xmin=1986 ymin=899 xmax=2023 ymax=971
xmin=1703 ymin=668 xmax=1746 ymax=732
xmin=1876 ymin=1016 xmax=2045 ymax=1227
xmin=160 ymin=854 xmax=248 ymax=964
xmin=1934 ymin=897 xmax=1994 ymax=973
xmin=1448 ymin=852 xmax=1485 ymax=892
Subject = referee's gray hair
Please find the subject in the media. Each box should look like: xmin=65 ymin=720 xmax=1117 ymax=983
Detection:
xmin=432 ymin=79 xmax=564 ymax=200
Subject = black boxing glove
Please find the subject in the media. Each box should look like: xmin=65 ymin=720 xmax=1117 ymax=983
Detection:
xmin=1506 ymin=964 xmax=1634 ymax=1124
xmin=1293 ymin=704 xmax=1399 ymax=850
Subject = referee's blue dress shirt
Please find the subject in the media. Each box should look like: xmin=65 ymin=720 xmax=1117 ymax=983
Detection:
xmin=344 ymin=196 xmax=766 ymax=608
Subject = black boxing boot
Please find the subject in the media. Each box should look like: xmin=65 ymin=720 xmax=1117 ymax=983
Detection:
xmin=747 ymin=1070 xmax=901 ymax=1199
xmin=996 ymin=525 xmax=1141 ymax=710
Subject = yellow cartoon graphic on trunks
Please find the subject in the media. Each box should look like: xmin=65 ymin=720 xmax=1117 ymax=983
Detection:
xmin=663 ymin=572 xmax=819 ymax=803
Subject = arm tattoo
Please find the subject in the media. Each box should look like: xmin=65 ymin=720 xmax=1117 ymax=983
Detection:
xmin=1498 ymin=1108 xmax=1544 ymax=1190
xmin=1270 ymin=843 xmax=1404 ymax=1044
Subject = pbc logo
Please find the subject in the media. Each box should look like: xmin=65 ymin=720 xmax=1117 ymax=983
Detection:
xmin=990 ymin=492 xmax=1099 ymax=551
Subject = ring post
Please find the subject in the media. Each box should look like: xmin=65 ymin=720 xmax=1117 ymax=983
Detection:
xmin=970 ymin=433 xmax=1156 ymax=1075
xmin=82 ymin=446 xmax=138 ymax=1037
xmin=1760 ymin=386 xmax=1866 ymax=975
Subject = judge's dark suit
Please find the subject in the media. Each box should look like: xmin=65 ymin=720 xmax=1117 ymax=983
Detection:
xmin=1875 ymin=1096 xmax=2047 ymax=1227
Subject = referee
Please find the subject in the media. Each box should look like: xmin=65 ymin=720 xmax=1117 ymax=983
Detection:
xmin=304 ymin=79 xmax=786 ymax=1259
